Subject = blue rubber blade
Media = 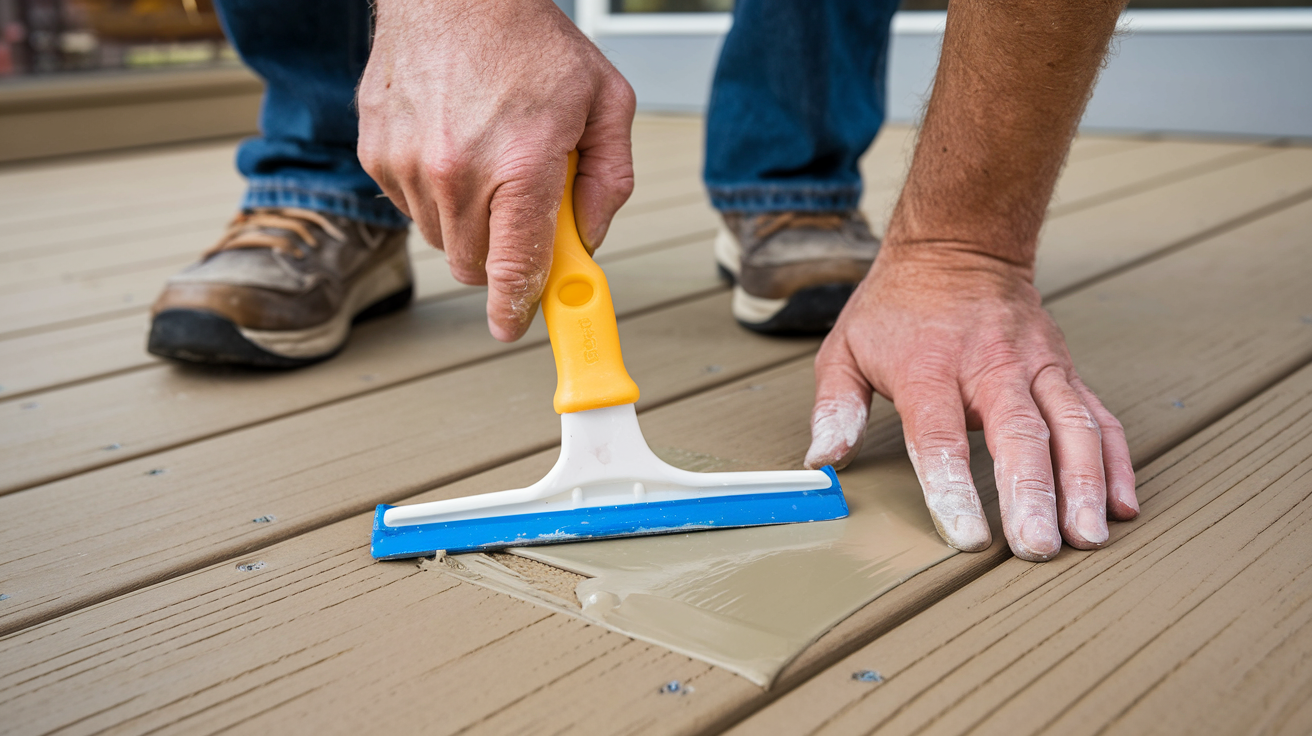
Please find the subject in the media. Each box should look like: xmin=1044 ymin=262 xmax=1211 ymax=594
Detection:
xmin=371 ymin=465 xmax=846 ymax=560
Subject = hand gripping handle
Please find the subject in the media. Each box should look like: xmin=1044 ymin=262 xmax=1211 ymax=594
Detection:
xmin=542 ymin=151 xmax=641 ymax=414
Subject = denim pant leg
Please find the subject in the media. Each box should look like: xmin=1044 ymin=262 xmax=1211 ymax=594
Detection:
xmin=703 ymin=0 xmax=901 ymax=213
xmin=215 ymin=0 xmax=409 ymax=229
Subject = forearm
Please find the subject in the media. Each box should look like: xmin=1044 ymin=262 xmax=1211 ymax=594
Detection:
xmin=886 ymin=0 xmax=1126 ymax=273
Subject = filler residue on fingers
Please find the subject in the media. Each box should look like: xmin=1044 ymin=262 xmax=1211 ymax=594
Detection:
xmin=805 ymin=393 xmax=869 ymax=470
xmin=906 ymin=444 xmax=991 ymax=552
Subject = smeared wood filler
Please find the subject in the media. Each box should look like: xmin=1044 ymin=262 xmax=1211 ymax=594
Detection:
xmin=448 ymin=452 xmax=955 ymax=687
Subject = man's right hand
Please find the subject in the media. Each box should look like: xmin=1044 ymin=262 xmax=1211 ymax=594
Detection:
xmin=357 ymin=0 xmax=636 ymax=342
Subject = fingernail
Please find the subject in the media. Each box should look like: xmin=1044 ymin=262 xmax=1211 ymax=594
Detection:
xmin=1076 ymin=506 xmax=1109 ymax=546
xmin=1019 ymin=516 xmax=1060 ymax=561
xmin=1121 ymin=483 xmax=1141 ymax=515
xmin=944 ymin=514 xmax=991 ymax=552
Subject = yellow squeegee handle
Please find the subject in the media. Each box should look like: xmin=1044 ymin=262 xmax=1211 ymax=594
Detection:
xmin=541 ymin=151 xmax=641 ymax=414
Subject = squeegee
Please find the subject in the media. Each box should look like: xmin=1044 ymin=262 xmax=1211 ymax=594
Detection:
xmin=371 ymin=152 xmax=848 ymax=560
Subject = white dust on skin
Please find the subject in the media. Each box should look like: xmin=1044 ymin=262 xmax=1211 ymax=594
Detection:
xmin=1059 ymin=467 xmax=1110 ymax=548
xmin=906 ymin=444 xmax=991 ymax=552
xmin=994 ymin=456 xmax=1062 ymax=562
xmin=505 ymin=264 xmax=547 ymax=331
xmin=804 ymin=394 xmax=868 ymax=471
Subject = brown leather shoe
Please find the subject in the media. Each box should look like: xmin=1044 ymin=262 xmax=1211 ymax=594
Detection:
xmin=715 ymin=211 xmax=879 ymax=335
xmin=148 ymin=207 xmax=412 ymax=368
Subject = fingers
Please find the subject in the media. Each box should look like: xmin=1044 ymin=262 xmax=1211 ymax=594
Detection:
xmin=1032 ymin=367 xmax=1108 ymax=549
xmin=983 ymin=386 xmax=1062 ymax=561
xmin=898 ymin=380 xmax=992 ymax=553
xmin=482 ymin=159 xmax=567 ymax=342
xmin=1074 ymin=378 xmax=1139 ymax=521
xmin=805 ymin=334 xmax=873 ymax=471
xmin=574 ymin=76 xmax=637 ymax=253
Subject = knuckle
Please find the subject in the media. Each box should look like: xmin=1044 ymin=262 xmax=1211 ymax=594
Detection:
xmin=421 ymin=150 xmax=474 ymax=189
xmin=993 ymin=410 xmax=1052 ymax=446
xmin=610 ymin=75 xmax=637 ymax=114
xmin=608 ymin=170 xmax=636 ymax=201
xmin=1059 ymin=467 xmax=1106 ymax=492
xmin=1011 ymin=475 xmax=1055 ymax=499
xmin=449 ymin=267 xmax=486 ymax=286
xmin=357 ymin=143 xmax=382 ymax=175
xmin=912 ymin=428 xmax=970 ymax=457
xmin=486 ymin=258 xmax=547 ymax=298
xmin=1052 ymin=403 xmax=1102 ymax=436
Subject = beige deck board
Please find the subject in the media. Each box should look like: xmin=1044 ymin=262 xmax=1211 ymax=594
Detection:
xmin=0 ymin=289 xmax=822 ymax=636
xmin=0 ymin=152 xmax=713 ymax=339
xmin=2 ymin=119 xmax=1309 ymax=735
xmin=0 ymin=124 xmax=1137 ymax=398
xmin=730 ymin=358 xmax=1312 ymax=736
xmin=3 ymin=140 xmax=1297 ymax=486
xmin=0 ymin=238 xmax=724 ymax=495
xmin=2 ymin=159 xmax=1310 ymax=735
xmin=442 ymin=187 xmax=1312 ymax=736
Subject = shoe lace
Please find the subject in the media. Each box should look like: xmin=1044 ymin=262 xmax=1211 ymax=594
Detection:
xmin=753 ymin=212 xmax=850 ymax=240
xmin=205 ymin=208 xmax=347 ymax=260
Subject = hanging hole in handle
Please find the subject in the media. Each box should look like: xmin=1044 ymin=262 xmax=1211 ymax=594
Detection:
xmin=557 ymin=278 xmax=595 ymax=307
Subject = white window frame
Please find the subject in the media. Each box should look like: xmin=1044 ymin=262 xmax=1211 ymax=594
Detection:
xmin=575 ymin=1 xmax=1312 ymax=38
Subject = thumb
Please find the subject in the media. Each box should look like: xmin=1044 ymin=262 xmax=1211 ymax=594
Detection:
xmin=805 ymin=334 xmax=874 ymax=471
xmin=573 ymin=77 xmax=636 ymax=253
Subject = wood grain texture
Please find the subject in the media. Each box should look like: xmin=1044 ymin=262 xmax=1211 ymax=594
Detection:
xmin=0 ymin=163 xmax=714 ymax=340
xmin=0 ymin=125 xmax=1139 ymax=398
xmin=0 ymin=237 xmax=726 ymax=494
xmin=0 ymin=289 xmax=821 ymax=637
xmin=729 ymin=363 xmax=1312 ymax=736
xmin=4 ymin=141 xmax=1295 ymax=488
xmin=3 ymin=171 xmax=1310 ymax=735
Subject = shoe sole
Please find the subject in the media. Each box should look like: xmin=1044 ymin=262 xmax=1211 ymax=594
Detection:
xmin=715 ymin=229 xmax=855 ymax=336
xmin=148 ymin=251 xmax=414 ymax=368
xmin=148 ymin=286 xmax=413 ymax=369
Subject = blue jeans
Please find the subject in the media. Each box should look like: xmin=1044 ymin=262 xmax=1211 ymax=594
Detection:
xmin=216 ymin=0 xmax=408 ymax=229
xmin=217 ymin=0 xmax=898 ymax=224
xmin=705 ymin=0 xmax=901 ymax=213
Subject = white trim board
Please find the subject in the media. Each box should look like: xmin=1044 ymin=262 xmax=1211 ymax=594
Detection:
xmin=578 ymin=5 xmax=1312 ymax=37
xmin=583 ymin=7 xmax=1312 ymax=138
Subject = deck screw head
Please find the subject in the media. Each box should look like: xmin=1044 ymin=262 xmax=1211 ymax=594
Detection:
xmin=852 ymin=670 xmax=884 ymax=683
xmin=236 ymin=561 xmax=266 ymax=572
xmin=145 ymin=468 xmax=166 ymax=476
xmin=252 ymin=515 xmax=276 ymax=524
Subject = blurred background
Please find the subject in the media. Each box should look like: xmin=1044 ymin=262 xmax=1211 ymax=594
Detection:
xmin=0 ymin=0 xmax=232 ymax=76
xmin=0 ymin=0 xmax=1308 ymax=163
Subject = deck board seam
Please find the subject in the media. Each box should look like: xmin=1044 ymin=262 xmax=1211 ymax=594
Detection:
xmin=0 ymin=280 xmax=719 ymax=494
xmin=1045 ymin=184 xmax=1312 ymax=302
xmin=0 ymin=347 xmax=814 ymax=636
xmin=1047 ymin=146 xmax=1276 ymax=218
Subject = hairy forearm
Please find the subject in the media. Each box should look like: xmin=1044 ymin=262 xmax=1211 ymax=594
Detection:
xmin=886 ymin=0 xmax=1126 ymax=273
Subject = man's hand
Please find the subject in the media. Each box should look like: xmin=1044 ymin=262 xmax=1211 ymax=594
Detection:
xmin=804 ymin=248 xmax=1139 ymax=560
xmin=357 ymin=0 xmax=635 ymax=341
xmin=801 ymin=0 xmax=1137 ymax=561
